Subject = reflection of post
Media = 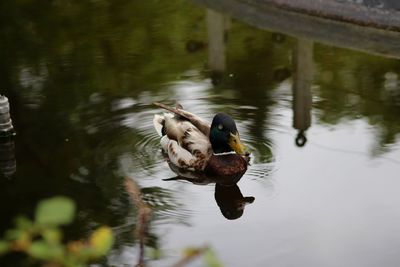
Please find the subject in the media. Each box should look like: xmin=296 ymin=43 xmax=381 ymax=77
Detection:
xmin=0 ymin=137 xmax=16 ymax=178
xmin=206 ymin=9 xmax=227 ymax=74
xmin=0 ymin=95 xmax=16 ymax=178
xmin=292 ymin=39 xmax=313 ymax=147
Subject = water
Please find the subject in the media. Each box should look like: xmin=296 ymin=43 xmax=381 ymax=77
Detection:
xmin=1 ymin=1 xmax=400 ymax=266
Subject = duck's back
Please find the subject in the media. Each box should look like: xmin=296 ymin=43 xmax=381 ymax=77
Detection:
xmin=154 ymin=113 xmax=212 ymax=171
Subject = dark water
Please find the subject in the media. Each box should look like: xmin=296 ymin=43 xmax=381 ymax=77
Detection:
xmin=1 ymin=1 xmax=400 ymax=266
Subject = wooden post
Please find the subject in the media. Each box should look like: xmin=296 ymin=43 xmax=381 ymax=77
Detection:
xmin=206 ymin=9 xmax=227 ymax=73
xmin=0 ymin=95 xmax=16 ymax=177
xmin=292 ymin=39 xmax=313 ymax=146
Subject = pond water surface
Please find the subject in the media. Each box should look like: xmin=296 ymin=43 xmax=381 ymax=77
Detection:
xmin=1 ymin=1 xmax=400 ymax=267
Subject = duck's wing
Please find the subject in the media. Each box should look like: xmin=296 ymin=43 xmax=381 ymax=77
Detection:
xmin=153 ymin=111 xmax=212 ymax=171
xmin=164 ymin=115 xmax=212 ymax=170
xmin=163 ymin=162 xmax=213 ymax=184
xmin=153 ymin=102 xmax=210 ymax=136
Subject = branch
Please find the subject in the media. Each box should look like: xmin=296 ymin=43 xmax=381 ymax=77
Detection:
xmin=124 ymin=178 xmax=152 ymax=267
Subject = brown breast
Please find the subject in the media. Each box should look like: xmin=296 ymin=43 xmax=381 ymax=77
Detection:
xmin=204 ymin=154 xmax=248 ymax=182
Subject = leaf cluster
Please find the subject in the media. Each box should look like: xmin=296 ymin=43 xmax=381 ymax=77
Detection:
xmin=0 ymin=196 xmax=114 ymax=267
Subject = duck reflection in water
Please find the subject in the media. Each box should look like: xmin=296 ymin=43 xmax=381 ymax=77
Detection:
xmin=164 ymin=162 xmax=255 ymax=220
xmin=215 ymin=183 xmax=254 ymax=220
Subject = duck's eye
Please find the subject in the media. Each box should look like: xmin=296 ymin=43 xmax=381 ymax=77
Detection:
xmin=218 ymin=124 xmax=223 ymax=130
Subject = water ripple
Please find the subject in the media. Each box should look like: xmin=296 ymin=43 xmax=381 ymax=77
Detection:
xmin=79 ymin=88 xmax=278 ymax=187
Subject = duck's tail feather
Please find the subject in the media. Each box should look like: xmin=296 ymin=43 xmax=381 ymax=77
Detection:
xmin=153 ymin=114 xmax=165 ymax=137
xmin=153 ymin=102 xmax=211 ymax=136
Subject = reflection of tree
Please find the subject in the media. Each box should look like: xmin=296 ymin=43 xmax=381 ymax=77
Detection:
xmin=0 ymin=1 xmax=203 ymax=264
xmin=0 ymin=95 xmax=189 ymax=266
xmin=314 ymin=46 xmax=400 ymax=153
xmin=0 ymin=0 xmax=207 ymax=100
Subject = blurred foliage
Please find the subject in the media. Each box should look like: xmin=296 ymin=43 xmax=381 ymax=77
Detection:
xmin=0 ymin=196 xmax=114 ymax=267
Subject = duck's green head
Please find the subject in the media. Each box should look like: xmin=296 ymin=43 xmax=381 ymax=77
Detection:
xmin=210 ymin=113 xmax=248 ymax=155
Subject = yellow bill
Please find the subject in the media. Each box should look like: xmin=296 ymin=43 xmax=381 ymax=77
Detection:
xmin=229 ymin=132 xmax=248 ymax=155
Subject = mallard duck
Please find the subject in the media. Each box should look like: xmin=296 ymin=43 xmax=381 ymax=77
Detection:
xmin=153 ymin=102 xmax=249 ymax=179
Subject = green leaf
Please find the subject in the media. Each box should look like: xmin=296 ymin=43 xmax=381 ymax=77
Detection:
xmin=5 ymin=229 xmax=22 ymax=241
xmin=28 ymin=241 xmax=64 ymax=260
xmin=35 ymin=197 xmax=76 ymax=226
xmin=89 ymin=226 xmax=114 ymax=256
xmin=5 ymin=228 xmax=31 ymax=250
xmin=63 ymin=256 xmax=86 ymax=267
xmin=42 ymin=229 xmax=62 ymax=244
xmin=14 ymin=216 xmax=33 ymax=231
xmin=204 ymin=248 xmax=224 ymax=267
xmin=0 ymin=241 xmax=9 ymax=255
